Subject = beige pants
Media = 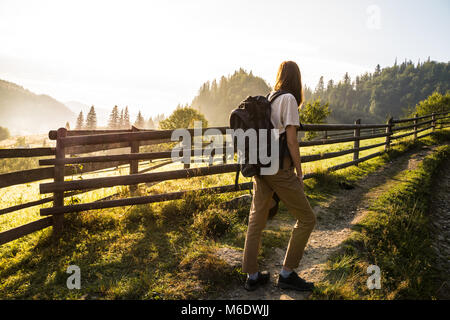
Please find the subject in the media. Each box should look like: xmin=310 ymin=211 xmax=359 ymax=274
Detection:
xmin=242 ymin=157 xmax=316 ymax=274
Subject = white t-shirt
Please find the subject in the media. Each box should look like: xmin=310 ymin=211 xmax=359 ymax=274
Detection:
xmin=269 ymin=92 xmax=300 ymax=134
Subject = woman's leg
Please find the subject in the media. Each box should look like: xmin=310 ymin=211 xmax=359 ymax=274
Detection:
xmin=242 ymin=175 xmax=274 ymax=274
xmin=264 ymin=167 xmax=316 ymax=271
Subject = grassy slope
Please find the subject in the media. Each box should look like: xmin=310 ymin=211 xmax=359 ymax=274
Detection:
xmin=0 ymin=128 xmax=448 ymax=299
xmin=311 ymin=136 xmax=450 ymax=299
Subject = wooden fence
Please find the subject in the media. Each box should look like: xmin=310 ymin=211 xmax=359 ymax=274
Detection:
xmin=1 ymin=111 xmax=449 ymax=245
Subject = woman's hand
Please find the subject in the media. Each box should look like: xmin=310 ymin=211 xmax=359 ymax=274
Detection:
xmin=286 ymin=125 xmax=304 ymax=184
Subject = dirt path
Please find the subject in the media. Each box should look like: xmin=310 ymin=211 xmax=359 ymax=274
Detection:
xmin=430 ymin=157 xmax=450 ymax=299
xmin=215 ymin=145 xmax=439 ymax=300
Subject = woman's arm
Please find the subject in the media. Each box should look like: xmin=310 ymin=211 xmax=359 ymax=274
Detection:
xmin=285 ymin=125 xmax=303 ymax=181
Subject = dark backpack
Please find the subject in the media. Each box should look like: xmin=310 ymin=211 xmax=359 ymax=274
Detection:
xmin=229 ymin=90 xmax=291 ymax=181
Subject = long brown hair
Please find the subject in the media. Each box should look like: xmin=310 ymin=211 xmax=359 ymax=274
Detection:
xmin=274 ymin=61 xmax=304 ymax=107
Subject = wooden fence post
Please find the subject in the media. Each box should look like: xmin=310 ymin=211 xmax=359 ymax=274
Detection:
xmin=353 ymin=119 xmax=361 ymax=165
xmin=184 ymin=135 xmax=193 ymax=169
xmin=413 ymin=113 xmax=418 ymax=141
xmin=432 ymin=112 xmax=436 ymax=132
xmin=53 ymin=127 xmax=67 ymax=239
xmin=385 ymin=117 xmax=393 ymax=151
xmin=130 ymin=126 xmax=140 ymax=192
xmin=223 ymin=140 xmax=227 ymax=164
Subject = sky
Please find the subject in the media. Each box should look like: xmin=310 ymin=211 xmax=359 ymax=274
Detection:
xmin=0 ymin=0 xmax=449 ymax=123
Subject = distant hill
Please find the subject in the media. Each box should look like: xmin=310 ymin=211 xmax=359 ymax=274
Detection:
xmin=0 ymin=79 xmax=75 ymax=135
xmin=191 ymin=68 xmax=272 ymax=126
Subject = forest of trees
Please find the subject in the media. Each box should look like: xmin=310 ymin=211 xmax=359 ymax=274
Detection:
xmin=108 ymin=106 xmax=131 ymax=129
xmin=105 ymin=106 xmax=165 ymax=130
xmin=305 ymin=59 xmax=450 ymax=124
xmin=190 ymin=60 xmax=450 ymax=126
xmin=72 ymin=105 xmax=166 ymax=130
xmin=191 ymin=68 xmax=271 ymax=126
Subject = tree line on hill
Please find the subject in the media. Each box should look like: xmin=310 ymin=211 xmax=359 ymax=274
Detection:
xmin=73 ymin=106 xmax=166 ymax=130
xmin=304 ymin=58 xmax=450 ymax=124
xmin=189 ymin=60 xmax=449 ymax=126
xmin=140 ymin=89 xmax=449 ymax=139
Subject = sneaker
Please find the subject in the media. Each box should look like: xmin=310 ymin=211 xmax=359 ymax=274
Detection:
xmin=277 ymin=271 xmax=315 ymax=291
xmin=244 ymin=271 xmax=270 ymax=291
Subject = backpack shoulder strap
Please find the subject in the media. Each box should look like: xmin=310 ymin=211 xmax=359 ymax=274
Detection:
xmin=267 ymin=90 xmax=289 ymax=103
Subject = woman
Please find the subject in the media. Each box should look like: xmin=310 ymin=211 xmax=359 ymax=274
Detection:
xmin=242 ymin=61 xmax=316 ymax=292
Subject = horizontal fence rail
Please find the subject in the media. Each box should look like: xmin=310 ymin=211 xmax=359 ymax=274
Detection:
xmin=298 ymin=132 xmax=390 ymax=147
xmin=391 ymin=119 xmax=434 ymax=132
xmin=0 ymin=161 xmax=131 ymax=189
xmin=40 ymin=163 xmax=240 ymax=194
xmin=65 ymin=140 xmax=171 ymax=155
xmin=40 ymin=183 xmax=255 ymax=216
xmin=0 ymin=160 xmax=172 ymax=217
xmin=0 ymin=147 xmax=55 ymax=158
xmin=0 ymin=111 xmax=448 ymax=246
xmin=391 ymin=111 xmax=448 ymax=124
xmin=0 ymin=217 xmax=53 ymax=246
xmin=319 ymin=127 xmax=386 ymax=139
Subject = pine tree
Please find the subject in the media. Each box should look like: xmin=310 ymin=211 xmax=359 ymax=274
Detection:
xmin=327 ymin=79 xmax=334 ymax=90
xmin=374 ymin=64 xmax=381 ymax=75
xmin=147 ymin=117 xmax=155 ymax=129
xmin=134 ymin=111 xmax=145 ymax=128
xmin=315 ymin=76 xmax=325 ymax=97
xmin=65 ymin=122 xmax=71 ymax=130
xmin=123 ymin=106 xmax=131 ymax=129
xmin=108 ymin=105 xmax=120 ymax=129
xmin=343 ymin=72 xmax=351 ymax=85
xmin=303 ymin=85 xmax=313 ymax=101
xmin=119 ymin=109 xmax=124 ymax=129
xmin=153 ymin=113 xmax=165 ymax=128
xmin=86 ymin=106 xmax=97 ymax=130
xmin=211 ymin=79 xmax=218 ymax=97
xmin=75 ymin=111 xmax=84 ymax=130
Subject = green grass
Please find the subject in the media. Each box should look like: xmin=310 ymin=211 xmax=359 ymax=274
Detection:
xmin=0 ymin=128 xmax=448 ymax=299
xmin=0 ymin=193 xmax=245 ymax=299
xmin=311 ymin=142 xmax=450 ymax=300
